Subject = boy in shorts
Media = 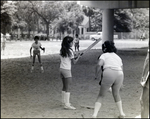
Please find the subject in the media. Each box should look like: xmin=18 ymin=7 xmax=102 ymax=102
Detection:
xmin=74 ymin=34 xmax=80 ymax=53
xmin=30 ymin=36 xmax=45 ymax=73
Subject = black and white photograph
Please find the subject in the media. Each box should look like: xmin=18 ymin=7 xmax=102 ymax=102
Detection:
xmin=1 ymin=1 xmax=149 ymax=118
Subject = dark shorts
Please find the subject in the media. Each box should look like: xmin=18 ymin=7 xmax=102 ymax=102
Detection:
xmin=75 ymin=43 xmax=79 ymax=47
xmin=60 ymin=68 xmax=72 ymax=78
xmin=33 ymin=50 xmax=40 ymax=56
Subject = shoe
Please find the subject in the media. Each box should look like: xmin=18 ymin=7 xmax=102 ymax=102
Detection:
xmin=31 ymin=66 xmax=34 ymax=73
xmin=41 ymin=66 xmax=44 ymax=73
xmin=92 ymin=115 xmax=97 ymax=118
xmin=64 ymin=92 xmax=76 ymax=110
xmin=64 ymin=103 xmax=76 ymax=110
xmin=118 ymin=114 xmax=126 ymax=118
xmin=108 ymin=87 xmax=112 ymax=92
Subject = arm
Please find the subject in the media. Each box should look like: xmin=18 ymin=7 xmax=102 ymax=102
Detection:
xmin=95 ymin=59 xmax=104 ymax=80
xmin=72 ymin=53 xmax=81 ymax=64
xmin=30 ymin=47 xmax=32 ymax=57
xmin=40 ymin=46 xmax=45 ymax=52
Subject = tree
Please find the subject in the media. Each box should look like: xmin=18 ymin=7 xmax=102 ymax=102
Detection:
xmin=53 ymin=2 xmax=84 ymax=38
xmin=90 ymin=9 xmax=102 ymax=32
xmin=82 ymin=6 xmax=95 ymax=31
xmin=114 ymin=9 xmax=132 ymax=32
xmin=1 ymin=1 xmax=17 ymax=34
xmin=129 ymin=8 xmax=149 ymax=31
xmin=29 ymin=1 xmax=64 ymax=40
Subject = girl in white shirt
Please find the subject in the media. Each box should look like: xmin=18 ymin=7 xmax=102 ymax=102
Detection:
xmin=30 ymin=36 xmax=45 ymax=73
xmin=60 ymin=36 xmax=80 ymax=110
xmin=92 ymin=41 xmax=126 ymax=118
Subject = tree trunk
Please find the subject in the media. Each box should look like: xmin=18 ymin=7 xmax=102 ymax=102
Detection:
xmin=46 ymin=23 xmax=49 ymax=40
xmin=28 ymin=27 xmax=31 ymax=40
xmin=18 ymin=27 xmax=21 ymax=41
xmin=89 ymin=16 xmax=91 ymax=32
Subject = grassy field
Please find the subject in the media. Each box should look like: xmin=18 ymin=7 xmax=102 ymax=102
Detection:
xmin=1 ymin=47 xmax=148 ymax=118
xmin=1 ymin=39 xmax=149 ymax=59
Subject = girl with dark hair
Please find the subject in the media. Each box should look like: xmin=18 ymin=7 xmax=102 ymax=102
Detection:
xmin=60 ymin=36 xmax=81 ymax=110
xmin=92 ymin=40 xmax=125 ymax=118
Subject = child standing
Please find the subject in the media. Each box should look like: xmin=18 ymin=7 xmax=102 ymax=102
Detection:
xmin=92 ymin=40 xmax=125 ymax=118
xmin=74 ymin=34 xmax=80 ymax=53
xmin=60 ymin=36 xmax=81 ymax=110
xmin=30 ymin=36 xmax=45 ymax=73
xmin=1 ymin=33 xmax=6 ymax=55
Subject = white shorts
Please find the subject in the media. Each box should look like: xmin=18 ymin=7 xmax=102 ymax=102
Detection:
xmin=60 ymin=68 xmax=72 ymax=78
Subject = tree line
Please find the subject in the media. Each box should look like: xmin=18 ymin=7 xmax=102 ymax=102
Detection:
xmin=1 ymin=1 xmax=149 ymax=40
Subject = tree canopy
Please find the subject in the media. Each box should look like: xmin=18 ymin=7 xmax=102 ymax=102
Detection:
xmin=1 ymin=1 xmax=149 ymax=40
xmin=1 ymin=1 xmax=17 ymax=34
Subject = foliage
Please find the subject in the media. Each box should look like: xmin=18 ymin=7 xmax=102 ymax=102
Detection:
xmin=82 ymin=6 xmax=95 ymax=31
xmin=54 ymin=2 xmax=84 ymax=35
xmin=1 ymin=1 xmax=17 ymax=34
xmin=2 ymin=1 xmax=149 ymax=40
xmin=28 ymin=1 xmax=64 ymax=40
xmin=90 ymin=9 xmax=102 ymax=32
xmin=114 ymin=9 xmax=132 ymax=32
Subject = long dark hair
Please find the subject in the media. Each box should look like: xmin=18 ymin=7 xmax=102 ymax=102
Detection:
xmin=60 ymin=36 xmax=73 ymax=57
xmin=102 ymin=40 xmax=117 ymax=53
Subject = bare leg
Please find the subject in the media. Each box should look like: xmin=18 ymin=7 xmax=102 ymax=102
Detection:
xmin=61 ymin=77 xmax=76 ymax=109
xmin=112 ymin=73 xmax=125 ymax=117
xmin=93 ymin=84 xmax=109 ymax=117
xmin=37 ymin=54 xmax=44 ymax=72
xmin=32 ymin=55 xmax=36 ymax=65
xmin=141 ymin=86 xmax=149 ymax=118
xmin=62 ymin=77 xmax=72 ymax=92
xmin=31 ymin=55 xmax=36 ymax=72
xmin=37 ymin=54 xmax=42 ymax=64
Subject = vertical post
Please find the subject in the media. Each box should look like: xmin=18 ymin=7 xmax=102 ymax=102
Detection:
xmin=102 ymin=9 xmax=114 ymax=43
xmin=18 ymin=27 xmax=20 ymax=41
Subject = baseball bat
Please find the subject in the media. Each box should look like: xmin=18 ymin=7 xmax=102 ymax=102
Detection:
xmin=80 ymin=38 xmax=101 ymax=56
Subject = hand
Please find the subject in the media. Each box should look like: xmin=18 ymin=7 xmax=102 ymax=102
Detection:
xmin=30 ymin=55 xmax=32 ymax=59
xmin=43 ymin=47 xmax=45 ymax=53
xmin=77 ymin=52 xmax=82 ymax=57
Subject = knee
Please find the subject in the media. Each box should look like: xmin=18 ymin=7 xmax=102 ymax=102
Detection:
xmin=96 ymin=96 xmax=103 ymax=103
xmin=96 ymin=93 xmax=105 ymax=102
xmin=140 ymin=96 xmax=143 ymax=105
xmin=113 ymin=92 xmax=120 ymax=102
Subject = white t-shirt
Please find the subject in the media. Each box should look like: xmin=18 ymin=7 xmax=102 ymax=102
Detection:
xmin=74 ymin=37 xmax=79 ymax=44
xmin=99 ymin=52 xmax=123 ymax=70
xmin=60 ymin=49 xmax=74 ymax=70
xmin=31 ymin=42 xmax=41 ymax=50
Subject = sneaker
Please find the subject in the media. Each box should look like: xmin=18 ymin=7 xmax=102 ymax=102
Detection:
xmin=92 ymin=115 xmax=97 ymax=118
xmin=64 ymin=103 xmax=76 ymax=110
xmin=118 ymin=114 xmax=126 ymax=118
xmin=108 ymin=87 xmax=112 ymax=92
xmin=31 ymin=66 xmax=34 ymax=73
xmin=41 ymin=66 xmax=44 ymax=73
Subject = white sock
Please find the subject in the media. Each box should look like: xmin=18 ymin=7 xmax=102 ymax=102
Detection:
xmin=41 ymin=66 xmax=44 ymax=70
xmin=92 ymin=102 xmax=101 ymax=117
xmin=116 ymin=101 xmax=125 ymax=116
xmin=64 ymin=92 xmax=76 ymax=110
